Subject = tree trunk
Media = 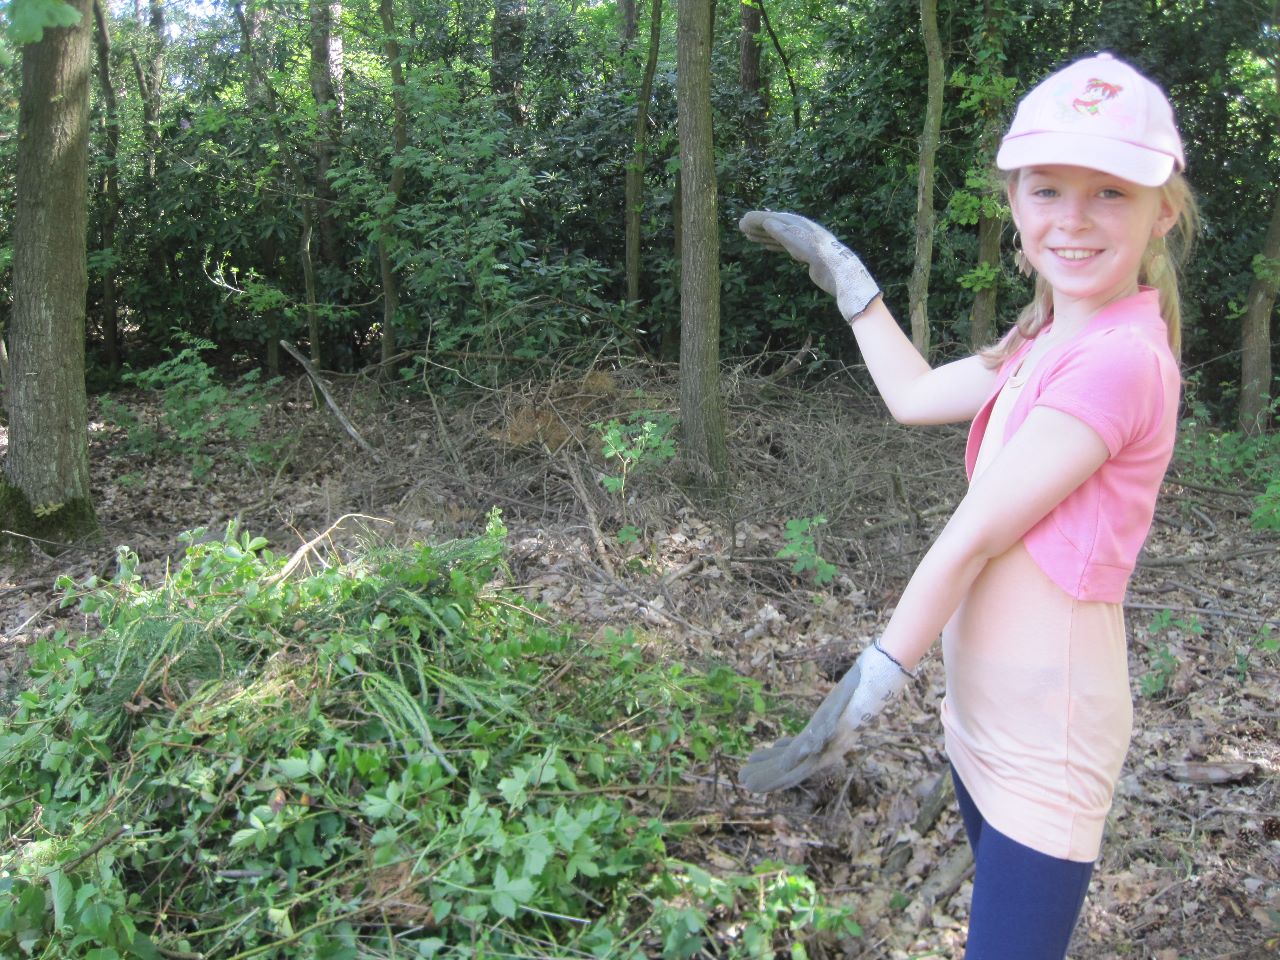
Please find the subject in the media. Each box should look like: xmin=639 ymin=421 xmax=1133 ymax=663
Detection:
xmin=491 ymin=0 xmax=526 ymax=125
xmin=739 ymin=0 xmax=764 ymax=148
xmin=128 ymin=0 xmax=164 ymax=183
xmin=378 ymin=0 xmax=409 ymax=367
xmin=1239 ymin=182 xmax=1280 ymax=434
xmin=625 ymin=0 xmax=663 ymax=311
xmin=129 ymin=0 xmax=172 ymax=284
xmin=1240 ymin=28 xmax=1279 ymax=435
xmin=676 ymin=0 xmax=727 ymax=487
xmin=620 ymin=0 xmax=637 ymax=45
xmin=907 ymin=0 xmax=944 ymax=356
xmin=969 ymin=211 xmax=1001 ymax=349
xmin=965 ymin=0 xmax=1006 ymax=350
xmin=310 ymin=0 xmax=344 ymax=274
xmin=91 ymin=0 xmax=121 ymax=370
xmin=234 ymin=0 xmax=323 ymax=366
xmin=3 ymin=0 xmax=99 ymax=546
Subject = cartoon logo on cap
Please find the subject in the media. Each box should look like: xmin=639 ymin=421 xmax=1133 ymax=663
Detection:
xmin=1072 ymin=78 xmax=1123 ymax=115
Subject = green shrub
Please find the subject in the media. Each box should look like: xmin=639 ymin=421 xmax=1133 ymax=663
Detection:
xmin=101 ymin=335 xmax=281 ymax=478
xmin=1176 ymin=381 xmax=1280 ymax=531
xmin=0 ymin=514 xmax=857 ymax=958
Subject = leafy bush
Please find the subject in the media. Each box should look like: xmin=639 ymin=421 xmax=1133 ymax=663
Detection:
xmin=594 ymin=409 xmax=679 ymax=496
xmin=0 ymin=515 xmax=859 ymax=958
xmin=100 ymin=335 xmax=281 ymax=478
xmin=1175 ymin=382 xmax=1280 ymax=530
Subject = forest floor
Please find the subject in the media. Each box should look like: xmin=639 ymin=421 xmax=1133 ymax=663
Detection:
xmin=1 ymin=360 xmax=1277 ymax=959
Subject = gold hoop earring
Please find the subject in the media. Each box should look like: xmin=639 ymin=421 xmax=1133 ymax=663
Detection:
xmin=1012 ymin=230 xmax=1031 ymax=277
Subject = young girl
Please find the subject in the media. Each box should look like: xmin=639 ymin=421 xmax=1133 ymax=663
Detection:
xmin=737 ymin=53 xmax=1196 ymax=959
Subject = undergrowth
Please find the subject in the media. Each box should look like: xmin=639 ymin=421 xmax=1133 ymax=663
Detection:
xmin=1176 ymin=383 xmax=1280 ymax=530
xmin=0 ymin=514 xmax=860 ymax=959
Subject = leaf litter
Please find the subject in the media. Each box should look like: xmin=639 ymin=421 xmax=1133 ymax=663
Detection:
xmin=0 ymin=360 xmax=1276 ymax=959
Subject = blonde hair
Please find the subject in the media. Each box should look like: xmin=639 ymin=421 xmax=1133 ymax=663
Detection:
xmin=983 ymin=171 xmax=1199 ymax=365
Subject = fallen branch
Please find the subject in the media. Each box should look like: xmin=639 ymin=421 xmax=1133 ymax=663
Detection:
xmin=280 ymin=339 xmax=383 ymax=463
xmin=264 ymin=513 xmax=395 ymax=588
xmin=560 ymin=456 xmax=616 ymax=578
xmin=899 ymin=843 xmax=974 ymax=937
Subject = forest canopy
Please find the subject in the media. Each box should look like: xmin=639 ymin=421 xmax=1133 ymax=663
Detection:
xmin=0 ymin=0 xmax=1274 ymax=426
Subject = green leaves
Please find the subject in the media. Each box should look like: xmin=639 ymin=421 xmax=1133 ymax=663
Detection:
xmin=776 ymin=516 xmax=838 ymax=587
xmin=2 ymin=0 xmax=81 ymax=47
xmin=4 ymin=522 xmax=847 ymax=957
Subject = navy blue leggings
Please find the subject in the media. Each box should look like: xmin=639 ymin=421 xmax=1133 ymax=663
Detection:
xmin=952 ymin=768 xmax=1095 ymax=960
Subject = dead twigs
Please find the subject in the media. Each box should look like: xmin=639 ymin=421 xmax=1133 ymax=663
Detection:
xmin=280 ymin=340 xmax=383 ymax=463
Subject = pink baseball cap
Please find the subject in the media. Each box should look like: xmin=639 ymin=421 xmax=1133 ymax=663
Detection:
xmin=996 ymin=53 xmax=1185 ymax=187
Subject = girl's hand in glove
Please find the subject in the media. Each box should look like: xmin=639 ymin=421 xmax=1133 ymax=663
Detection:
xmin=739 ymin=642 xmax=911 ymax=793
xmin=738 ymin=211 xmax=882 ymax=321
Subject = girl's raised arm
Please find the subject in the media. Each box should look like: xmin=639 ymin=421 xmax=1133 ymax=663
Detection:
xmin=740 ymin=210 xmax=1000 ymax=424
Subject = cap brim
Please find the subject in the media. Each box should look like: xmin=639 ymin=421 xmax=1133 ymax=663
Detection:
xmin=996 ymin=131 xmax=1176 ymax=187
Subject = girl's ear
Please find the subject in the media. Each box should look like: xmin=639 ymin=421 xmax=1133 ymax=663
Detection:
xmin=1006 ymin=181 xmax=1023 ymax=230
xmin=1152 ymin=194 xmax=1179 ymax=238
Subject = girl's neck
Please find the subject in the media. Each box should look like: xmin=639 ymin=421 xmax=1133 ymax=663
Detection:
xmin=1048 ymin=281 xmax=1140 ymax=339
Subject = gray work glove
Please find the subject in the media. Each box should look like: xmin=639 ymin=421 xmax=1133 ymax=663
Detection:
xmin=738 ymin=211 xmax=881 ymax=321
xmin=739 ymin=643 xmax=911 ymax=793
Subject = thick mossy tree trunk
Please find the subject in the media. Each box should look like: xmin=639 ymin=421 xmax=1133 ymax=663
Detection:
xmin=676 ymin=0 xmax=728 ymax=488
xmin=4 ymin=0 xmax=99 ymax=549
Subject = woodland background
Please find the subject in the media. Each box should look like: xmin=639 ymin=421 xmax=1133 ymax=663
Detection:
xmin=0 ymin=1 xmax=1277 ymax=959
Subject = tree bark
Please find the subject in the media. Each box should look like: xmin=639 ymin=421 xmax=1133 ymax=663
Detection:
xmin=234 ymin=0 xmax=323 ymax=366
xmin=309 ymin=0 xmax=344 ymax=273
xmin=625 ymin=0 xmax=663 ymax=311
xmin=907 ymin=0 xmax=944 ymax=356
xmin=491 ymin=0 xmax=526 ymax=125
xmin=739 ymin=0 xmax=764 ymax=148
xmin=378 ymin=0 xmax=409 ymax=367
xmin=1239 ymin=28 xmax=1279 ymax=435
xmin=967 ymin=0 xmax=1006 ymax=351
xmin=620 ymin=0 xmax=637 ymax=45
xmin=1239 ymin=182 xmax=1280 ymax=434
xmin=91 ymin=0 xmax=121 ymax=370
xmin=3 ymin=0 xmax=98 ymax=545
xmin=128 ymin=0 xmax=164 ymax=183
xmin=677 ymin=0 xmax=728 ymax=487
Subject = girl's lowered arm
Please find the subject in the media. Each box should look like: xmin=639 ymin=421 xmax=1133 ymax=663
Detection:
xmin=875 ymin=406 xmax=1110 ymax=671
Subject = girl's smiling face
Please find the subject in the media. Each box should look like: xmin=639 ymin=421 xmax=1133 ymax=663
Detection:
xmin=1008 ymin=165 xmax=1178 ymax=324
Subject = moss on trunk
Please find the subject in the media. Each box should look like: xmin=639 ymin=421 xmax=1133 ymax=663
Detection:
xmin=0 ymin=478 xmax=98 ymax=558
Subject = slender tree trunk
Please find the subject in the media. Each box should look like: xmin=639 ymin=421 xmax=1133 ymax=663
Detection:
xmin=3 ymin=0 xmax=98 ymax=545
xmin=739 ymin=0 xmax=764 ymax=148
xmin=234 ymin=0 xmax=323 ymax=366
xmin=676 ymin=0 xmax=727 ymax=487
xmin=91 ymin=0 xmax=121 ymax=370
xmin=378 ymin=0 xmax=409 ymax=367
xmin=1240 ymin=26 xmax=1280 ymax=434
xmin=310 ymin=0 xmax=344 ymax=274
xmin=620 ymin=0 xmax=637 ymax=45
xmin=128 ymin=0 xmax=164 ymax=183
xmin=967 ymin=0 xmax=1006 ymax=351
xmin=129 ymin=0 xmax=171 ymax=284
xmin=907 ymin=0 xmax=944 ymax=356
xmin=625 ymin=0 xmax=663 ymax=311
xmin=1240 ymin=183 xmax=1280 ymax=434
xmin=491 ymin=0 xmax=526 ymax=125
